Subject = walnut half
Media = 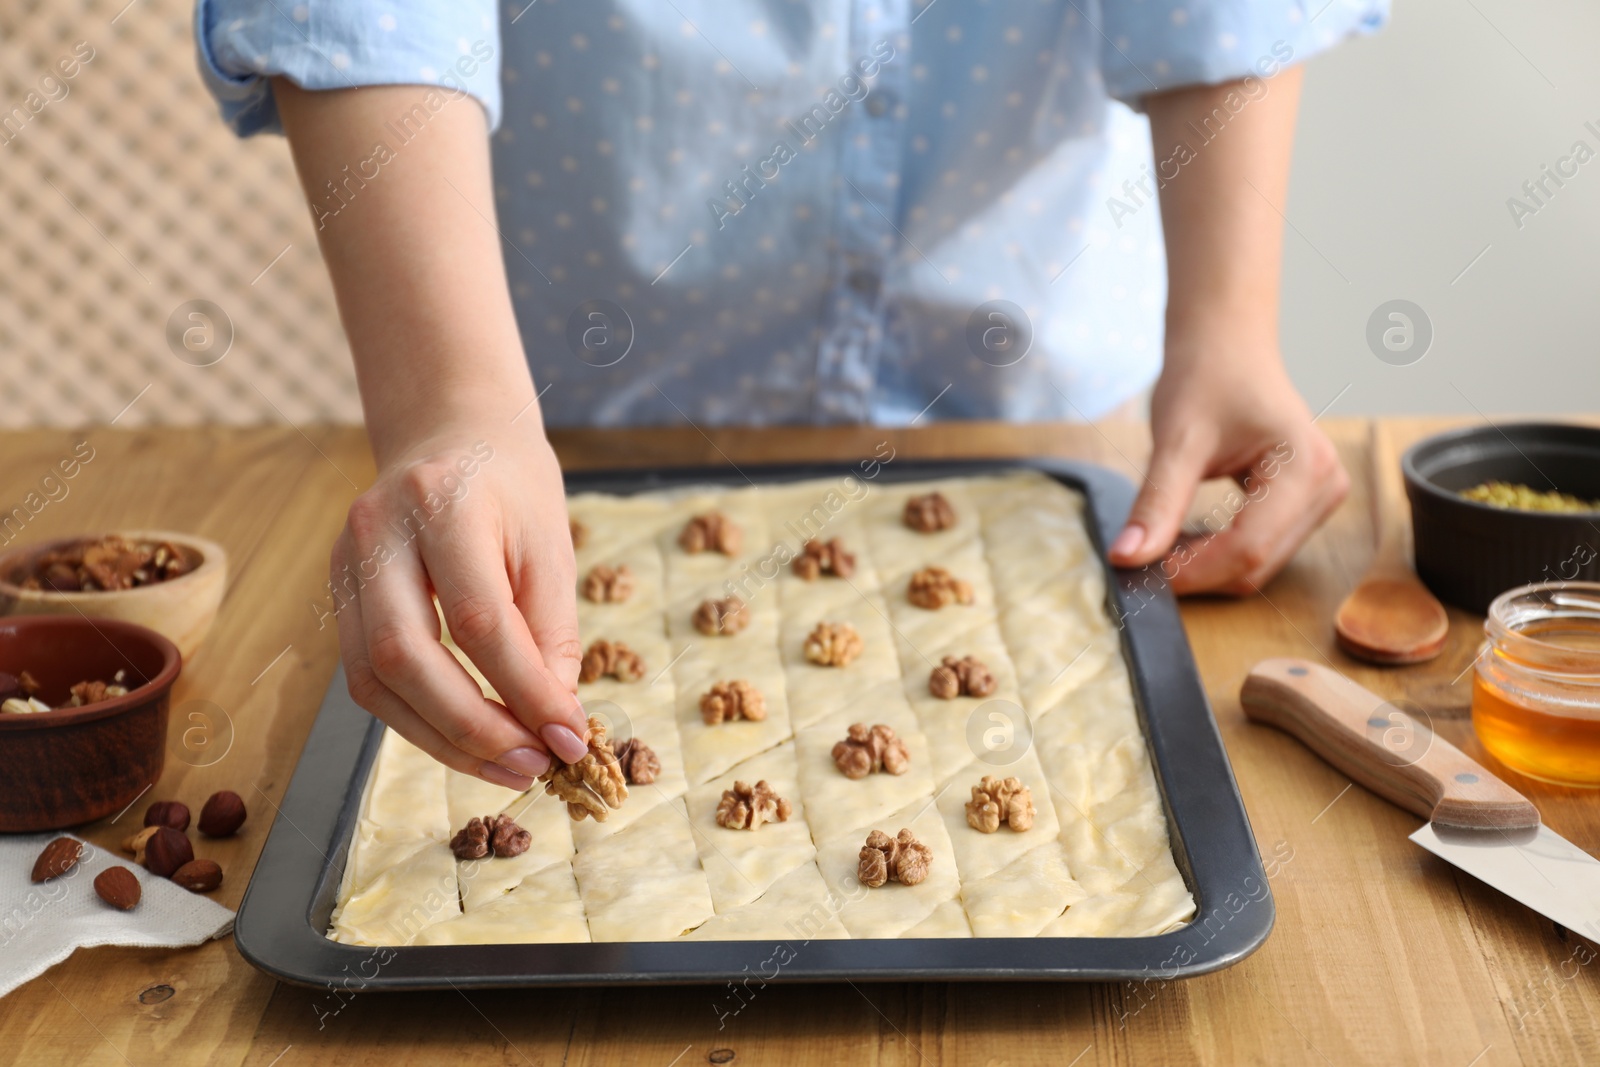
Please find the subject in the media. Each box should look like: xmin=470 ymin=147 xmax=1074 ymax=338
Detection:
xmin=803 ymin=621 xmax=863 ymax=667
xmin=928 ymin=655 xmax=997 ymax=700
xmin=831 ymin=722 xmax=910 ymax=779
xmin=538 ymin=715 xmax=629 ymax=822
xmin=581 ymin=564 xmax=635 ymax=604
xmin=965 ymin=776 xmax=1036 ymax=833
xmin=579 ymin=639 xmax=646 ymax=683
xmin=610 ymin=736 xmax=660 ymax=785
xmin=450 ymin=813 xmax=532 ymax=859
xmin=693 ymin=595 xmax=749 ymax=636
xmin=714 ymin=780 xmax=793 ymax=831
xmin=903 ymin=492 xmax=956 ymax=532
xmin=679 ymin=512 xmax=743 ymax=555
xmin=907 ymin=566 xmax=974 ymax=610
xmin=700 ymin=679 xmax=767 ymax=725
xmin=858 ymin=828 xmax=933 ymax=888
xmin=792 ymin=538 xmax=856 ymax=581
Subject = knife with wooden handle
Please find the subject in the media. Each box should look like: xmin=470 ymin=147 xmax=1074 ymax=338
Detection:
xmin=1242 ymin=658 xmax=1600 ymax=937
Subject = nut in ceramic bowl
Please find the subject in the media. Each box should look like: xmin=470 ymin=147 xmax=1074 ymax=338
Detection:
xmin=0 ymin=615 xmax=182 ymax=832
xmin=0 ymin=530 xmax=227 ymax=661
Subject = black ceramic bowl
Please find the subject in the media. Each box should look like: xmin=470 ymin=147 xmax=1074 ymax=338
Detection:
xmin=1403 ymin=422 xmax=1600 ymax=613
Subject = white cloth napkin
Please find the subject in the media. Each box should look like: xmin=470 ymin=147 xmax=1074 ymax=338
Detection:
xmin=0 ymin=832 xmax=235 ymax=999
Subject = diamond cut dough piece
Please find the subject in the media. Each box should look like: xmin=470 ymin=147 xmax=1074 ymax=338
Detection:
xmin=685 ymin=742 xmax=815 ymax=910
xmin=672 ymin=649 xmax=792 ymax=786
xmin=795 ymin=701 xmax=935 ymax=834
xmin=329 ymin=839 xmax=460 ymax=946
xmin=458 ymin=790 xmax=577 ymax=912
xmin=340 ymin=821 xmax=437 ymax=899
xmin=683 ymin=861 xmax=849 ymax=941
xmin=362 ymin=729 xmax=451 ymax=838
xmin=936 ymin=749 xmax=1062 ymax=883
xmin=959 ymin=841 xmax=1087 ymax=937
xmin=816 ymin=796 xmax=959 ymax=938
xmin=414 ymin=862 xmax=591 ymax=945
xmin=901 ymin=897 xmax=974 ymax=938
xmin=781 ymin=593 xmax=903 ymax=730
xmin=1040 ymin=851 xmax=1195 ymax=937
xmin=863 ymin=479 xmax=984 ymax=589
xmin=573 ymin=798 xmax=716 ymax=941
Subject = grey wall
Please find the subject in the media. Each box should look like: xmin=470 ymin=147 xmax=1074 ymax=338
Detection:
xmin=1281 ymin=0 xmax=1600 ymax=416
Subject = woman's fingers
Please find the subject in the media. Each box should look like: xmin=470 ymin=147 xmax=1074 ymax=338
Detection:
xmin=418 ymin=508 xmax=589 ymax=763
xmin=1167 ymin=432 xmax=1349 ymax=595
xmin=1109 ymin=427 xmax=1213 ymax=568
xmin=339 ymin=505 xmax=558 ymax=779
xmin=332 ymin=533 xmax=539 ymax=788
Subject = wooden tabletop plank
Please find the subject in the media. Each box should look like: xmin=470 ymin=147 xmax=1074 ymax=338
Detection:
xmin=1 ymin=419 xmax=1595 ymax=1067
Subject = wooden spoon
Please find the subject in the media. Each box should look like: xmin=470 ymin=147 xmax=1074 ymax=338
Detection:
xmin=1335 ymin=422 xmax=1449 ymax=664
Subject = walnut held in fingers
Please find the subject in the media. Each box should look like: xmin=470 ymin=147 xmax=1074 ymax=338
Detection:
xmin=693 ymin=595 xmax=749 ymax=636
xmin=94 ymin=866 xmax=141 ymax=910
xmin=803 ymin=621 xmax=863 ymax=667
xmin=907 ymin=566 xmax=974 ymax=610
xmin=31 ymin=837 xmax=82 ymax=882
xmin=579 ymin=639 xmax=646 ymax=683
xmin=581 ymin=563 xmax=635 ymax=604
xmin=831 ymin=722 xmax=910 ymax=779
xmin=538 ymin=714 xmax=629 ymax=822
xmin=965 ymin=776 xmax=1036 ymax=833
xmin=610 ymin=736 xmax=660 ymax=785
xmin=198 ymin=791 xmax=247 ymax=838
xmin=679 ymin=512 xmax=742 ymax=555
xmin=858 ymin=828 xmax=933 ymax=888
xmin=172 ymin=858 xmax=224 ymax=893
xmin=902 ymin=492 xmax=956 ymax=533
xmin=699 ymin=679 xmax=767 ymax=725
xmin=792 ymin=538 xmax=856 ymax=581
xmin=714 ymin=780 xmax=794 ymax=831
xmin=929 ymin=655 xmax=997 ymax=700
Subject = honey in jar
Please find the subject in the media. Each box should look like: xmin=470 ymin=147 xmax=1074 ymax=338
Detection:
xmin=1471 ymin=581 xmax=1600 ymax=788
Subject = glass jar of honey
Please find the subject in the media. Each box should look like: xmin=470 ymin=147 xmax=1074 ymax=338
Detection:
xmin=1471 ymin=581 xmax=1600 ymax=788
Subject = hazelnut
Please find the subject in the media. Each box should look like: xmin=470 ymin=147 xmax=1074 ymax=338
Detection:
xmin=198 ymin=790 xmax=247 ymax=838
xmin=143 ymin=826 xmax=194 ymax=879
xmin=144 ymin=800 xmax=191 ymax=832
xmin=171 ymin=858 xmax=224 ymax=893
xmin=94 ymin=866 xmax=142 ymax=910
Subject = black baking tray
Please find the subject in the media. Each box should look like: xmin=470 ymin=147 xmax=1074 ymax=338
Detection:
xmin=235 ymin=458 xmax=1272 ymax=987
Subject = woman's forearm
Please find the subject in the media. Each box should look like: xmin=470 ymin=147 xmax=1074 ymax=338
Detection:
xmin=1143 ymin=66 xmax=1304 ymax=357
xmin=273 ymin=79 xmax=537 ymax=465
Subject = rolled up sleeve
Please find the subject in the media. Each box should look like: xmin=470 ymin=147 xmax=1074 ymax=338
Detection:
xmin=1099 ymin=0 xmax=1389 ymax=107
xmin=195 ymin=0 xmax=502 ymax=135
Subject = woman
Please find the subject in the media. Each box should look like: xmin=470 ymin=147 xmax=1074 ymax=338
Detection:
xmin=197 ymin=0 xmax=1385 ymax=786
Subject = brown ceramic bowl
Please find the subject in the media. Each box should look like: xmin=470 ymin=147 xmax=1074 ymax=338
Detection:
xmin=0 ymin=530 xmax=226 ymax=661
xmin=0 ymin=615 xmax=181 ymax=831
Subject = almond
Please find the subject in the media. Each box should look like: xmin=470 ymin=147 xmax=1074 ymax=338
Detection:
xmin=171 ymin=858 xmax=223 ymax=893
xmin=31 ymin=837 xmax=82 ymax=883
xmin=94 ymin=866 xmax=141 ymax=910
xmin=198 ymin=790 xmax=246 ymax=838
xmin=143 ymin=827 xmax=193 ymax=879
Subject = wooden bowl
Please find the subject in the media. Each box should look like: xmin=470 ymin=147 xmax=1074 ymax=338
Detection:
xmin=0 ymin=530 xmax=226 ymax=661
xmin=0 ymin=615 xmax=182 ymax=831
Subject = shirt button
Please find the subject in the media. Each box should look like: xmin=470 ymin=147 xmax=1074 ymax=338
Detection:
xmin=865 ymin=93 xmax=889 ymax=118
xmin=846 ymin=269 xmax=881 ymax=298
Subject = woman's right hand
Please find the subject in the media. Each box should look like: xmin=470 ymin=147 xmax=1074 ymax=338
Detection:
xmin=329 ymin=423 xmax=590 ymax=790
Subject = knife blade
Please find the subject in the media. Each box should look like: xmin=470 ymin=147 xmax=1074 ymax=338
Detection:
xmin=1241 ymin=657 xmax=1600 ymax=937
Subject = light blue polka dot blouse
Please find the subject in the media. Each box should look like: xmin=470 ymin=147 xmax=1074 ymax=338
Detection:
xmin=196 ymin=0 xmax=1386 ymax=428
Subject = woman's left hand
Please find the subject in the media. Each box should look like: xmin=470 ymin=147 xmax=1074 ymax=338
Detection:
xmin=1106 ymin=336 xmax=1350 ymax=596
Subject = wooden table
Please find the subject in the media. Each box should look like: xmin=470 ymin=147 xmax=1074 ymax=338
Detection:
xmin=3 ymin=419 xmax=1596 ymax=1066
